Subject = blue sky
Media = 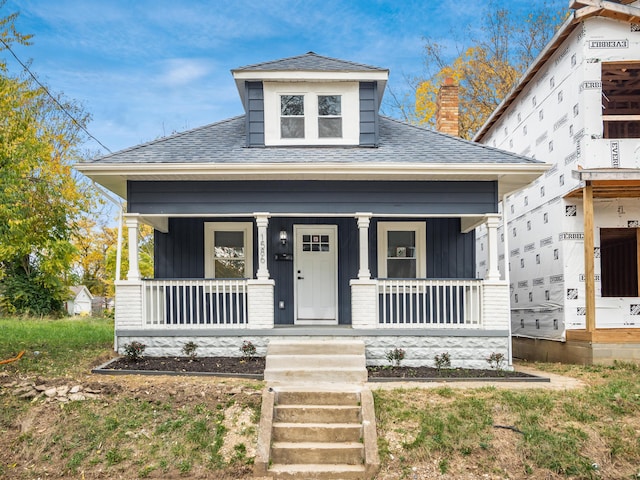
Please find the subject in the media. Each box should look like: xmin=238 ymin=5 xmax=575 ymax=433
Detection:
xmin=3 ymin=0 xmax=566 ymax=155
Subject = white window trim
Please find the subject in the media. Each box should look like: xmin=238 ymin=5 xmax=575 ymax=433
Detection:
xmin=263 ymin=81 xmax=359 ymax=146
xmin=204 ymin=222 xmax=253 ymax=279
xmin=377 ymin=221 xmax=426 ymax=278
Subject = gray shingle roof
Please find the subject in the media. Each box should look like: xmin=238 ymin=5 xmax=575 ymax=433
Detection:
xmin=232 ymin=52 xmax=387 ymax=73
xmin=86 ymin=116 xmax=544 ymax=166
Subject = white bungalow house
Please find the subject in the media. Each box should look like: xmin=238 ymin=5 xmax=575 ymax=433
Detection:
xmin=77 ymin=52 xmax=548 ymax=368
xmin=475 ymin=0 xmax=640 ymax=364
xmin=65 ymin=285 xmax=93 ymax=316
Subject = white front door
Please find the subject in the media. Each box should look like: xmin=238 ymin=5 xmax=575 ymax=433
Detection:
xmin=294 ymin=225 xmax=338 ymax=324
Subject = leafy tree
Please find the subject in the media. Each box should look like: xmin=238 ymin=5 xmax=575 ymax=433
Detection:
xmin=390 ymin=1 xmax=567 ymax=139
xmin=0 ymin=4 xmax=92 ymax=315
xmin=70 ymin=216 xmax=112 ymax=297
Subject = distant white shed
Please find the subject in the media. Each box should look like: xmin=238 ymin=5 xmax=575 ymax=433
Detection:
xmin=65 ymin=286 xmax=94 ymax=316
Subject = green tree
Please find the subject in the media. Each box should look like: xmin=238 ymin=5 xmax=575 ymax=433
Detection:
xmin=389 ymin=1 xmax=567 ymax=139
xmin=104 ymin=223 xmax=154 ymax=296
xmin=0 ymin=4 xmax=92 ymax=315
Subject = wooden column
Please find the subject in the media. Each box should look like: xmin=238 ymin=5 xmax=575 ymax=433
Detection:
xmin=356 ymin=213 xmax=372 ymax=279
xmin=254 ymin=213 xmax=270 ymax=280
xmin=485 ymin=214 xmax=501 ymax=281
xmin=583 ymin=181 xmax=596 ymax=333
xmin=124 ymin=216 xmax=140 ymax=281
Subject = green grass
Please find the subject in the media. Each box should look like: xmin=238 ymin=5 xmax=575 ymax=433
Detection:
xmin=0 ymin=316 xmax=114 ymax=376
xmin=374 ymin=361 xmax=640 ymax=479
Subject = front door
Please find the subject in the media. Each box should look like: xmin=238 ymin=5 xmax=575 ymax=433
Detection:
xmin=294 ymin=225 xmax=338 ymax=324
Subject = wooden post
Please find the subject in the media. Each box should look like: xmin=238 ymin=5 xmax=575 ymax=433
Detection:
xmin=583 ymin=182 xmax=595 ymax=333
xmin=356 ymin=213 xmax=372 ymax=279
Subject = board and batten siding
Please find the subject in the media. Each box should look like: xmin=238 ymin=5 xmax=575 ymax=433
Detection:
xmin=241 ymin=81 xmax=379 ymax=147
xmin=359 ymin=82 xmax=378 ymax=146
xmin=154 ymin=217 xmax=476 ymax=325
xmin=128 ymin=180 xmax=498 ymax=216
xmin=245 ymin=81 xmax=264 ymax=147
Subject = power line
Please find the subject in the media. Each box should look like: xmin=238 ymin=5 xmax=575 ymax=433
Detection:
xmin=0 ymin=38 xmax=112 ymax=154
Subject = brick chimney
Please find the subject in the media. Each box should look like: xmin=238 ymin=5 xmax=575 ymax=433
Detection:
xmin=435 ymin=77 xmax=459 ymax=136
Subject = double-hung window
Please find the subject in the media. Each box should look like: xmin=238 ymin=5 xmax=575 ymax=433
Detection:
xmin=204 ymin=223 xmax=253 ymax=278
xmin=318 ymin=95 xmax=342 ymax=138
xmin=377 ymin=222 xmax=426 ymax=278
xmin=280 ymin=95 xmax=305 ymax=138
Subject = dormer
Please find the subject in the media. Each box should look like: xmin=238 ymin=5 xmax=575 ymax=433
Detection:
xmin=231 ymin=52 xmax=388 ymax=147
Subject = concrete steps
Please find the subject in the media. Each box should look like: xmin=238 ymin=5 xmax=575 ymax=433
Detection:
xmin=254 ymin=339 xmax=379 ymax=479
xmin=263 ymin=389 xmax=368 ymax=479
xmin=264 ymin=339 xmax=367 ymax=385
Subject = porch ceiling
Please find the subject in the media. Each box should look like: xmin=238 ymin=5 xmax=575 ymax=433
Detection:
xmin=567 ymin=169 xmax=640 ymax=198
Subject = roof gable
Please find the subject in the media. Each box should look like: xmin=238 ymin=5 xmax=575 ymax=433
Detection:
xmin=232 ymin=52 xmax=388 ymax=110
xmin=232 ymin=52 xmax=387 ymax=73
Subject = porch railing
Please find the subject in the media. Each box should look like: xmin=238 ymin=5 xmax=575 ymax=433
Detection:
xmin=378 ymin=279 xmax=483 ymax=327
xmin=142 ymin=279 xmax=248 ymax=327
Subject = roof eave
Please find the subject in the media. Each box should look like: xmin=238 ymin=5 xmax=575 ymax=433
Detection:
xmin=76 ymin=161 xmax=550 ymax=200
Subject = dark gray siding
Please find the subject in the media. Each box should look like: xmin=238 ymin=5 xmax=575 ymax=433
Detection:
xmin=155 ymin=217 xmax=258 ymax=279
xmin=154 ymin=216 xmax=475 ymax=326
xmin=426 ymin=218 xmax=475 ymax=278
xmin=368 ymin=218 xmax=475 ymax=279
xmin=154 ymin=216 xmax=357 ymax=325
xmin=359 ymin=82 xmax=378 ymax=146
xmin=128 ymin=180 xmax=498 ymax=216
xmin=245 ymin=82 xmax=264 ymax=146
xmin=269 ymin=217 xmax=358 ymax=325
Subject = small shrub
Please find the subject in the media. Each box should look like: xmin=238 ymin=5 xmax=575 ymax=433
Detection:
xmin=240 ymin=340 xmax=257 ymax=360
xmin=486 ymin=352 xmax=506 ymax=371
xmin=123 ymin=341 xmax=146 ymax=361
xmin=182 ymin=341 xmax=198 ymax=359
xmin=434 ymin=352 xmax=451 ymax=371
xmin=385 ymin=347 xmax=406 ymax=367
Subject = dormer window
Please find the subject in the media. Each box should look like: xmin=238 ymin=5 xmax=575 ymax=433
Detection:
xmin=281 ymin=95 xmax=305 ymax=138
xmin=263 ymin=82 xmax=359 ymax=146
xmin=318 ymin=95 xmax=342 ymax=138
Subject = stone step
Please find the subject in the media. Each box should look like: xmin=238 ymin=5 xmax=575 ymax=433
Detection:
xmin=268 ymin=463 xmax=366 ymax=479
xmin=264 ymin=367 xmax=368 ymax=384
xmin=267 ymin=340 xmax=365 ymax=356
xmin=276 ymin=389 xmax=360 ymax=406
xmin=266 ymin=353 xmax=365 ymax=370
xmin=270 ymin=441 xmax=364 ymax=465
xmin=274 ymin=405 xmax=361 ymax=424
xmin=272 ymin=422 xmax=362 ymax=443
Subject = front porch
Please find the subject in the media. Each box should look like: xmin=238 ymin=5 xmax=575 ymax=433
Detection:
xmin=114 ymin=210 xmax=510 ymax=368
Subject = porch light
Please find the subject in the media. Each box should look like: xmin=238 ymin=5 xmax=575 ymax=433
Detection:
xmin=279 ymin=229 xmax=288 ymax=245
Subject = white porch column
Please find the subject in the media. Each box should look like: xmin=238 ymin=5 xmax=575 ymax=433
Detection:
xmin=125 ymin=215 xmax=141 ymax=281
xmin=254 ymin=213 xmax=270 ymax=280
xmin=356 ymin=212 xmax=372 ymax=279
xmin=485 ymin=214 xmax=501 ymax=281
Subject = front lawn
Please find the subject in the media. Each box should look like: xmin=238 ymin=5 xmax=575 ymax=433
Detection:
xmin=0 ymin=316 xmax=114 ymax=376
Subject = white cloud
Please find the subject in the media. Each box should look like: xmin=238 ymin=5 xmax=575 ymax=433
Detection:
xmin=156 ymin=58 xmax=212 ymax=87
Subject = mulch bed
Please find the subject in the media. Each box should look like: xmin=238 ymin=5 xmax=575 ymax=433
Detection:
xmin=99 ymin=356 xmax=540 ymax=380
xmin=367 ymin=365 xmax=537 ymax=379
xmin=105 ymin=356 xmax=266 ymax=375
